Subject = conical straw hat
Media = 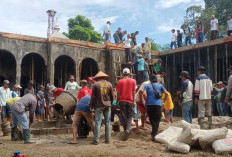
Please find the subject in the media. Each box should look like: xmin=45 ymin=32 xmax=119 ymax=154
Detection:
xmin=94 ymin=71 xmax=110 ymax=79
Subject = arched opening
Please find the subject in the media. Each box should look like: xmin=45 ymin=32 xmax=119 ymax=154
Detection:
xmin=0 ymin=50 xmax=16 ymax=88
xmin=80 ymin=58 xmax=99 ymax=80
xmin=21 ymin=53 xmax=46 ymax=92
xmin=54 ymin=55 xmax=76 ymax=88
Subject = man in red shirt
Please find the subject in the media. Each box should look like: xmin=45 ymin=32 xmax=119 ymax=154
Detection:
xmin=77 ymin=80 xmax=92 ymax=101
xmin=50 ymin=85 xmax=64 ymax=98
xmin=116 ymin=68 xmax=136 ymax=141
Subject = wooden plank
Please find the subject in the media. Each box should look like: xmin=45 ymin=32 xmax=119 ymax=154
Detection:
xmin=214 ymin=46 xmax=218 ymax=83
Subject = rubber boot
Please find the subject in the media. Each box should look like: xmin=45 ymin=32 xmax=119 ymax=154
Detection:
xmin=208 ymin=116 xmax=212 ymax=129
xmin=11 ymin=127 xmax=17 ymax=141
xmin=23 ymin=129 xmax=36 ymax=144
xmin=198 ymin=117 xmax=204 ymax=129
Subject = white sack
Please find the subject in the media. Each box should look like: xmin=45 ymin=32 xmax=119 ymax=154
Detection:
xmin=167 ymin=140 xmax=190 ymax=154
xmin=212 ymin=138 xmax=232 ymax=154
xmin=179 ymin=120 xmax=200 ymax=130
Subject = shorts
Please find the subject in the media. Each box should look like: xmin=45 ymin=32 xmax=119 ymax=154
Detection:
xmin=133 ymin=105 xmax=140 ymax=120
xmin=72 ymin=111 xmax=94 ymax=129
xmin=36 ymin=105 xmax=45 ymax=115
xmin=1 ymin=104 xmax=11 ymax=117
xmin=164 ymin=109 xmax=173 ymax=119
xmin=136 ymin=101 xmax=146 ymax=114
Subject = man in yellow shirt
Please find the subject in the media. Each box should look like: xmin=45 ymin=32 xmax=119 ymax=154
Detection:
xmin=162 ymin=92 xmax=174 ymax=123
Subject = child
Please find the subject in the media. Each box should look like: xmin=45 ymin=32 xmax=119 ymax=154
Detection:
xmin=36 ymin=85 xmax=46 ymax=121
xmin=162 ymin=91 xmax=174 ymax=123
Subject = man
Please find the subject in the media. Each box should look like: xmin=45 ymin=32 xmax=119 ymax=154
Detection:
xmin=24 ymin=80 xmax=35 ymax=95
xmin=116 ymin=68 xmax=136 ymax=141
xmin=64 ymin=75 xmax=81 ymax=96
xmin=87 ymin=77 xmax=95 ymax=89
xmin=170 ymin=29 xmax=177 ymax=49
xmin=225 ymin=66 xmax=232 ymax=113
xmin=214 ymin=81 xmax=224 ymax=116
xmin=50 ymin=85 xmax=64 ymax=98
xmin=210 ymin=15 xmax=219 ymax=40
xmin=194 ymin=66 xmax=213 ymax=129
xmin=221 ymin=81 xmax=229 ymax=116
xmin=11 ymin=93 xmax=41 ymax=144
xmin=131 ymin=44 xmax=143 ymax=63
xmin=183 ymin=23 xmax=191 ymax=46
xmin=118 ymin=30 xmax=127 ymax=43
xmin=227 ymin=14 xmax=232 ymax=36
xmin=90 ymin=71 xmax=113 ymax=145
xmin=135 ymin=80 xmax=150 ymax=131
xmin=134 ymin=55 xmax=145 ymax=85
xmin=0 ymin=80 xmax=12 ymax=122
xmin=180 ymin=71 xmax=193 ymax=123
xmin=144 ymin=59 xmax=150 ymax=82
xmin=71 ymin=96 xmax=94 ymax=144
xmin=177 ymin=30 xmax=182 ymax=48
xmin=103 ymin=21 xmax=111 ymax=42
xmin=143 ymin=75 xmax=168 ymax=141
xmin=124 ymin=34 xmax=132 ymax=63
xmin=77 ymin=80 xmax=92 ymax=101
xmin=44 ymin=84 xmax=53 ymax=121
xmin=157 ymin=72 xmax=165 ymax=85
xmin=113 ymin=28 xmax=122 ymax=44
xmin=144 ymin=37 xmax=151 ymax=60
xmin=131 ymin=31 xmax=139 ymax=45
xmin=153 ymin=59 xmax=162 ymax=75
xmin=196 ymin=19 xmax=204 ymax=43
xmin=11 ymin=84 xmax=22 ymax=98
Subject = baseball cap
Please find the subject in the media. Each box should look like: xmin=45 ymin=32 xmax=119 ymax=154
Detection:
xmin=123 ymin=68 xmax=130 ymax=75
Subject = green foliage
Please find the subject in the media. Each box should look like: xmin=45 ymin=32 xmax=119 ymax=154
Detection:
xmin=149 ymin=39 xmax=170 ymax=51
xmin=65 ymin=15 xmax=102 ymax=43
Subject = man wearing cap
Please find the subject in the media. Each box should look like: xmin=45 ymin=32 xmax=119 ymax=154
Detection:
xmin=116 ymin=68 xmax=136 ymax=141
xmin=103 ymin=21 xmax=111 ymax=42
xmin=24 ymin=80 xmax=35 ymax=95
xmin=64 ymin=75 xmax=81 ymax=96
xmin=0 ymin=80 xmax=12 ymax=122
xmin=210 ymin=15 xmax=218 ymax=40
xmin=227 ymin=14 xmax=232 ymax=36
xmin=89 ymin=71 xmax=113 ymax=145
xmin=12 ymin=84 xmax=22 ymax=98
xmin=50 ymin=85 xmax=64 ymax=98
xmin=11 ymin=93 xmax=41 ymax=144
xmin=194 ymin=66 xmax=213 ymax=129
xmin=180 ymin=71 xmax=193 ymax=123
xmin=143 ymin=75 xmax=168 ymax=141
xmin=221 ymin=81 xmax=229 ymax=116
xmin=226 ymin=66 xmax=232 ymax=114
xmin=77 ymin=80 xmax=92 ymax=102
xmin=195 ymin=19 xmax=204 ymax=43
xmin=113 ymin=27 xmax=122 ymax=44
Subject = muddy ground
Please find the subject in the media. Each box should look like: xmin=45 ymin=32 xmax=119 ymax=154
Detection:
xmin=1 ymin=117 xmax=232 ymax=157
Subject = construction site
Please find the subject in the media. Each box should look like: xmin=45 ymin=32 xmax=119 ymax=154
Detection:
xmin=1 ymin=4 xmax=232 ymax=157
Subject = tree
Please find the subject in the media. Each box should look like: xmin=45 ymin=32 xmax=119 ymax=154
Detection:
xmin=149 ymin=39 xmax=170 ymax=51
xmin=64 ymin=15 xmax=102 ymax=43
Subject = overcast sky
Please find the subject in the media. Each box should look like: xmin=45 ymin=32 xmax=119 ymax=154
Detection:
xmin=0 ymin=0 xmax=204 ymax=45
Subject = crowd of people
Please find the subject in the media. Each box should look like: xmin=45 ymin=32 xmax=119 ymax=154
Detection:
xmin=170 ymin=14 xmax=232 ymax=49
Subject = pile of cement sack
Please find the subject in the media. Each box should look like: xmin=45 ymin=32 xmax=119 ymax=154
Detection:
xmin=155 ymin=120 xmax=232 ymax=154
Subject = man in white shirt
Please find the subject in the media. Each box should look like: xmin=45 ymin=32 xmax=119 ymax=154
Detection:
xmin=124 ymin=34 xmax=132 ymax=63
xmin=227 ymin=14 xmax=232 ymax=36
xmin=210 ymin=15 xmax=218 ymax=40
xmin=0 ymin=80 xmax=12 ymax=122
xmin=103 ymin=21 xmax=111 ymax=42
xmin=194 ymin=66 xmax=213 ymax=129
xmin=170 ymin=29 xmax=177 ymax=49
xmin=64 ymin=75 xmax=81 ymax=96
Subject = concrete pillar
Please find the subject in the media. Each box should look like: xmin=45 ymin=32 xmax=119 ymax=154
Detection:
xmin=76 ymin=61 xmax=80 ymax=84
xmin=16 ymin=63 xmax=21 ymax=85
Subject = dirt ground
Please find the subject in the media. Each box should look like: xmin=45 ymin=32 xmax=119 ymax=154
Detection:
xmin=1 ymin=117 xmax=232 ymax=157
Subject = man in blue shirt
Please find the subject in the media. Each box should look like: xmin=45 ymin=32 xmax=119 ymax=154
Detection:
xmin=70 ymin=96 xmax=94 ymax=144
xmin=143 ymin=75 xmax=168 ymax=141
xmin=134 ymin=55 xmax=144 ymax=85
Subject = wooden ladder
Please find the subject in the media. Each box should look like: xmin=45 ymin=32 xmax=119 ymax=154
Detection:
xmin=113 ymin=55 xmax=122 ymax=82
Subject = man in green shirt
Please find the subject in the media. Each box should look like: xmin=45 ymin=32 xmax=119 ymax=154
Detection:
xmin=153 ymin=59 xmax=162 ymax=74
